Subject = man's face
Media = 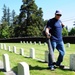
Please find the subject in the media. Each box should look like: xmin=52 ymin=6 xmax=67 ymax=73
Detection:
xmin=55 ymin=14 xmax=61 ymax=20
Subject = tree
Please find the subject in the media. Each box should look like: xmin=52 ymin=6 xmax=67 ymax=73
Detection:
xmin=7 ymin=7 xmax=11 ymax=26
xmin=17 ymin=0 xmax=44 ymax=37
xmin=44 ymin=20 xmax=48 ymax=26
xmin=69 ymin=27 xmax=75 ymax=36
xmin=0 ymin=5 xmax=10 ymax=38
xmin=62 ymin=27 xmax=68 ymax=36
xmin=2 ymin=5 xmax=11 ymax=26
xmin=0 ymin=4 xmax=16 ymax=38
xmin=11 ymin=10 xmax=16 ymax=24
xmin=2 ymin=4 xmax=7 ymax=22
xmin=0 ymin=22 xmax=10 ymax=38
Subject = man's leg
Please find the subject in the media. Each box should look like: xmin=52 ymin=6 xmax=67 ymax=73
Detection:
xmin=48 ymin=41 xmax=56 ymax=69
xmin=56 ymin=41 xmax=65 ymax=66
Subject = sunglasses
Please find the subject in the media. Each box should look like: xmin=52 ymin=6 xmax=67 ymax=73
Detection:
xmin=56 ymin=14 xmax=62 ymax=16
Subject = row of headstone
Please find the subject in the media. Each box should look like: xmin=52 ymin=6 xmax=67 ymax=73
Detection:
xmin=20 ymin=41 xmax=71 ymax=47
xmin=0 ymin=43 xmax=35 ymax=59
xmin=3 ymin=51 xmax=75 ymax=74
xmin=0 ymin=42 xmax=71 ymax=53
xmin=0 ymin=43 xmax=71 ymax=63
xmin=0 ymin=43 xmax=74 ymax=71
xmin=3 ymin=54 xmax=30 ymax=75
xmin=20 ymin=41 xmax=48 ymax=46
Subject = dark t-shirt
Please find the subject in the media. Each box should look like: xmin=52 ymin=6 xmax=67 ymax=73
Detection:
xmin=47 ymin=18 xmax=63 ymax=41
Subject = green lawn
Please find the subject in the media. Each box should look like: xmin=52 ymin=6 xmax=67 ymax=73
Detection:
xmin=0 ymin=43 xmax=75 ymax=75
xmin=0 ymin=72 xmax=4 ymax=75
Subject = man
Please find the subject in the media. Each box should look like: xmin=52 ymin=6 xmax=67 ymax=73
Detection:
xmin=46 ymin=10 xmax=65 ymax=71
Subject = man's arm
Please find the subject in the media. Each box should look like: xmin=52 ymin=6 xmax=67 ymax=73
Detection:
xmin=45 ymin=28 xmax=51 ymax=38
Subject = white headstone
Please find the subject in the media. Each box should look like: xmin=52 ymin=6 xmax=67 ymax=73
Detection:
xmin=20 ymin=48 xmax=24 ymax=56
xmin=18 ymin=62 xmax=30 ymax=75
xmin=0 ymin=43 xmax=1 ymax=49
xmin=34 ymin=42 xmax=36 ymax=45
xmin=66 ymin=43 xmax=70 ymax=48
xmin=13 ymin=46 xmax=16 ymax=53
xmin=26 ymin=41 xmax=28 ymax=44
xmin=0 ymin=43 xmax=3 ymax=49
xmin=3 ymin=54 xmax=11 ymax=72
xmin=30 ymin=48 xmax=35 ymax=59
xmin=23 ymin=41 xmax=25 ymax=44
xmin=45 ymin=51 xmax=49 ymax=63
xmin=39 ymin=41 xmax=41 ymax=45
xmin=3 ymin=44 xmax=7 ymax=50
xmin=70 ymin=54 xmax=75 ymax=71
xmin=20 ymin=41 xmax=22 ymax=44
xmin=8 ymin=46 xmax=11 ymax=51
xmin=44 ymin=42 xmax=47 ymax=46
xmin=30 ymin=41 xmax=32 ymax=44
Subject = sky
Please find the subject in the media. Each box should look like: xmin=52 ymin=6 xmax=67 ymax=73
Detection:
xmin=0 ymin=0 xmax=75 ymax=29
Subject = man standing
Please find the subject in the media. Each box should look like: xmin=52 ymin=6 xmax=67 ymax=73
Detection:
xmin=46 ymin=10 xmax=65 ymax=71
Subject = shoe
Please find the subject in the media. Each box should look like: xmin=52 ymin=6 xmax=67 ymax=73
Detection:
xmin=49 ymin=67 xmax=55 ymax=71
xmin=59 ymin=65 xmax=65 ymax=69
xmin=56 ymin=65 xmax=65 ymax=69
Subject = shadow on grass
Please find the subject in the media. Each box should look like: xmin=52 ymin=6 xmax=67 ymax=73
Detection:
xmin=30 ymin=65 xmax=74 ymax=72
xmin=12 ymin=66 xmax=18 ymax=75
xmin=61 ymin=68 xmax=73 ymax=71
xmin=0 ymin=69 xmax=5 ymax=72
xmin=30 ymin=65 xmax=48 ymax=70
xmin=37 ymin=60 xmax=47 ymax=63
xmin=24 ymin=57 xmax=72 ymax=71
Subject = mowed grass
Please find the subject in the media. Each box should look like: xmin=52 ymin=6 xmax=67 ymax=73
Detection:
xmin=0 ymin=43 xmax=75 ymax=75
xmin=0 ymin=72 xmax=4 ymax=75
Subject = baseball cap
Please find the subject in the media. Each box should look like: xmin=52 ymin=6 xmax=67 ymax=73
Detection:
xmin=55 ymin=10 xmax=62 ymax=16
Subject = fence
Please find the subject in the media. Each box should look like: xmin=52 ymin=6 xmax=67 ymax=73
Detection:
xmin=0 ymin=36 xmax=75 ymax=43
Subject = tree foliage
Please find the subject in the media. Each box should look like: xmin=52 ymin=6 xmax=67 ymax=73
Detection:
xmin=17 ymin=0 xmax=44 ymax=36
xmin=0 ymin=4 xmax=16 ymax=38
xmin=69 ymin=27 xmax=75 ymax=36
xmin=62 ymin=27 xmax=68 ymax=36
xmin=1 ymin=1 xmax=74 ymax=38
xmin=0 ymin=22 xmax=10 ymax=38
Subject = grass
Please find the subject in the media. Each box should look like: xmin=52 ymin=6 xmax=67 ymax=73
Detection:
xmin=0 ymin=72 xmax=4 ymax=75
xmin=0 ymin=43 xmax=75 ymax=75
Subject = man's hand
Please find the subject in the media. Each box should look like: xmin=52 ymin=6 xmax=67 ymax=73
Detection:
xmin=46 ymin=33 xmax=51 ymax=39
xmin=62 ymin=23 xmax=64 ymax=28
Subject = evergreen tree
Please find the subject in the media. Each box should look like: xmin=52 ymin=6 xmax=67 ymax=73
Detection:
xmin=7 ymin=7 xmax=11 ymax=26
xmin=0 ymin=22 xmax=10 ymax=38
xmin=11 ymin=10 xmax=16 ymax=24
xmin=2 ymin=5 xmax=11 ymax=25
xmin=18 ymin=0 xmax=44 ymax=36
xmin=2 ymin=4 xmax=7 ymax=22
xmin=69 ymin=27 xmax=75 ymax=36
xmin=62 ymin=27 xmax=68 ymax=36
xmin=44 ymin=20 xmax=48 ymax=26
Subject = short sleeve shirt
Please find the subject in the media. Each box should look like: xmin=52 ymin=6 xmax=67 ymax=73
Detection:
xmin=47 ymin=19 xmax=63 ymax=41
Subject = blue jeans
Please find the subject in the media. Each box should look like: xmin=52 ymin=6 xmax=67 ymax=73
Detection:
xmin=48 ymin=40 xmax=65 ymax=68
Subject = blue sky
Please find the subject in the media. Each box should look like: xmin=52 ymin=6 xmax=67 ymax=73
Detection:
xmin=0 ymin=0 xmax=75 ymax=29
